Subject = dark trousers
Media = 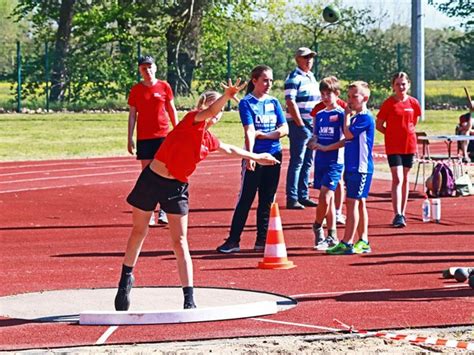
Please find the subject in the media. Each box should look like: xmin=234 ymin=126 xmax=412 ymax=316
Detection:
xmin=227 ymin=152 xmax=282 ymax=244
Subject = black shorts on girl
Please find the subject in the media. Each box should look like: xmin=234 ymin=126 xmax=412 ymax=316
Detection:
xmin=126 ymin=165 xmax=189 ymax=215
xmin=136 ymin=137 xmax=165 ymax=160
xmin=387 ymin=154 xmax=414 ymax=168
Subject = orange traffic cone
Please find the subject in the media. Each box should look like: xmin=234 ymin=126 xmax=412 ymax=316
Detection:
xmin=258 ymin=202 xmax=296 ymax=270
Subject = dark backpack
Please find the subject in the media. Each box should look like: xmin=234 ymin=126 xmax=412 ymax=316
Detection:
xmin=427 ymin=162 xmax=455 ymax=197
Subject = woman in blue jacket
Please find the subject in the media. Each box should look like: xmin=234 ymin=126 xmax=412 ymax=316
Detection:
xmin=217 ymin=65 xmax=288 ymax=253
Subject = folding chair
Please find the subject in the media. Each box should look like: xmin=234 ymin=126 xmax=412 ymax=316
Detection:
xmin=413 ymin=132 xmax=450 ymax=191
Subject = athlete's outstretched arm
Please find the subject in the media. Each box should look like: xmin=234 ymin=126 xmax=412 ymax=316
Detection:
xmin=218 ymin=142 xmax=280 ymax=166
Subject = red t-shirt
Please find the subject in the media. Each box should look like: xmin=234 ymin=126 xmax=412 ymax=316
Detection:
xmin=377 ymin=95 xmax=421 ymax=155
xmin=128 ymin=81 xmax=174 ymax=140
xmin=310 ymin=98 xmax=348 ymax=117
xmin=155 ymin=111 xmax=221 ymax=183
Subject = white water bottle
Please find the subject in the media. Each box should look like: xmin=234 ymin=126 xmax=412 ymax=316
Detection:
xmin=431 ymin=198 xmax=441 ymax=223
xmin=422 ymin=197 xmax=431 ymax=222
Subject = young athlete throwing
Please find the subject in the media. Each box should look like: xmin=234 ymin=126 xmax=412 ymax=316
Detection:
xmin=115 ymin=79 xmax=280 ymax=311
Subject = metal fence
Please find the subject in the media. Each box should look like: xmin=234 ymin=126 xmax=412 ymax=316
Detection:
xmin=0 ymin=40 xmax=408 ymax=112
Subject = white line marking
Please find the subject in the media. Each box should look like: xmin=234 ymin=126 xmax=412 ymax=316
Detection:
xmin=0 ymin=162 xmax=238 ymax=185
xmin=0 ymin=156 xmax=240 ymax=193
xmin=0 ymin=156 xmax=234 ymax=171
xmin=290 ymin=288 xmax=392 ymax=298
xmin=0 ymin=158 xmax=133 ymax=170
xmin=95 ymin=326 xmax=118 ymax=345
xmin=251 ymin=318 xmax=341 ymax=332
xmin=0 ymin=179 xmax=135 ymax=194
xmin=0 ymin=170 xmax=137 ymax=184
xmin=0 ymin=165 xmax=137 ymax=177
xmin=443 ymin=284 xmax=470 ymax=288
xmin=0 ymin=163 xmax=240 ymax=192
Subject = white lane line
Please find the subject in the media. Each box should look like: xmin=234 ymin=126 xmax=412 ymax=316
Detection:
xmin=444 ymin=284 xmax=470 ymax=288
xmin=0 ymin=158 xmax=133 ymax=170
xmin=0 ymin=165 xmax=137 ymax=177
xmin=0 ymin=179 xmax=135 ymax=194
xmin=0 ymin=155 xmax=235 ymax=171
xmin=0 ymin=162 xmax=239 ymax=186
xmin=290 ymin=288 xmax=392 ymax=298
xmin=0 ymin=170 xmax=138 ymax=184
xmin=95 ymin=326 xmax=118 ymax=345
xmin=0 ymin=160 xmax=240 ymax=193
xmin=251 ymin=318 xmax=341 ymax=332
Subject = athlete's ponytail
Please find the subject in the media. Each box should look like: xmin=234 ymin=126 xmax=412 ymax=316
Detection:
xmin=196 ymin=91 xmax=220 ymax=110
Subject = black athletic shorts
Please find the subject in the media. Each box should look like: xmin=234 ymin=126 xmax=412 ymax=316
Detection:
xmin=136 ymin=137 xmax=165 ymax=160
xmin=387 ymin=154 xmax=415 ymax=168
xmin=127 ymin=165 xmax=189 ymax=215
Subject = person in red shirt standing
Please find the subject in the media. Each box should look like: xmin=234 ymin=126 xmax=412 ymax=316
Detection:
xmin=376 ymin=72 xmax=422 ymax=228
xmin=115 ymin=79 xmax=280 ymax=311
xmin=128 ymin=55 xmax=179 ymax=225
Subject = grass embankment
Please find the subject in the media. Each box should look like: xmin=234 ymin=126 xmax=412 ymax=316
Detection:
xmin=0 ymin=109 xmax=466 ymax=161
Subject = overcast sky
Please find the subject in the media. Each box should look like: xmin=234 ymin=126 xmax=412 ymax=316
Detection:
xmin=340 ymin=0 xmax=462 ymax=29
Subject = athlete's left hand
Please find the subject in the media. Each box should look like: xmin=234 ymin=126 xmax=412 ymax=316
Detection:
xmin=221 ymin=78 xmax=247 ymax=101
xmin=254 ymin=153 xmax=280 ymax=166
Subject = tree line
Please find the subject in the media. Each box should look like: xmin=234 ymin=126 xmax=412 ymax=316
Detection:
xmin=0 ymin=0 xmax=472 ymax=104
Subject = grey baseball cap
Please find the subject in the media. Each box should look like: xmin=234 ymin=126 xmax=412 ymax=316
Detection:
xmin=294 ymin=47 xmax=317 ymax=58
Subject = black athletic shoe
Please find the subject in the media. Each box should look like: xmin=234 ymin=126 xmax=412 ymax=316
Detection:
xmin=286 ymin=200 xmax=305 ymax=210
xmin=392 ymin=214 xmax=406 ymax=228
xmin=298 ymin=198 xmax=318 ymax=207
xmin=114 ymin=274 xmax=135 ymax=311
xmin=216 ymin=239 xmax=240 ymax=254
xmin=253 ymin=239 xmax=266 ymax=252
xmin=184 ymin=301 xmax=197 ymax=309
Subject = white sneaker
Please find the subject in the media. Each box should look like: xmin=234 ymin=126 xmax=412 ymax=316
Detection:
xmin=336 ymin=213 xmax=346 ymax=225
xmin=158 ymin=209 xmax=168 ymax=225
xmin=312 ymin=224 xmax=325 ymax=249
xmin=315 ymin=236 xmax=339 ymax=251
xmin=149 ymin=212 xmax=156 ymax=226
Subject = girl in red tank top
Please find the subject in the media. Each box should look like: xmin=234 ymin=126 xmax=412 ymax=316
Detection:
xmin=114 ymin=79 xmax=280 ymax=311
xmin=376 ymin=72 xmax=422 ymax=228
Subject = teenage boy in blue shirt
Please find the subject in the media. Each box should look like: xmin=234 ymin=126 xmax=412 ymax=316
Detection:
xmin=307 ymin=76 xmax=345 ymax=250
xmin=327 ymin=81 xmax=374 ymax=255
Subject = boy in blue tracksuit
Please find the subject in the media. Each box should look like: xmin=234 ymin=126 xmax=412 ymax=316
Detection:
xmin=307 ymin=76 xmax=345 ymax=250
xmin=327 ymin=81 xmax=375 ymax=255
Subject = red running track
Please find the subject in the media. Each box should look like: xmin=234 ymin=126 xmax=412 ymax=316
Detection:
xmin=0 ymin=151 xmax=473 ymax=350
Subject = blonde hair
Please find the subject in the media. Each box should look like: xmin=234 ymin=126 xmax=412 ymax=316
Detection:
xmin=348 ymin=81 xmax=370 ymax=97
xmin=196 ymin=91 xmax=220 ymax=110
xmin=391 ymin=72 xmax=411 ymax=85
xmin=319 ymin=76 xmax=340 ymax=95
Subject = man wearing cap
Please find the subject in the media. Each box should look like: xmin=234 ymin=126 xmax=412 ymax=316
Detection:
xmin=285 ymin=47 xmax=321 ymax=209
xmin=128 ymin=55 xmax=179 ymax=225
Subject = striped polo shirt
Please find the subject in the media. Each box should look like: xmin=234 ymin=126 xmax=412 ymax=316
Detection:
xmin=284 ymin=67 xmax=320 ymax=122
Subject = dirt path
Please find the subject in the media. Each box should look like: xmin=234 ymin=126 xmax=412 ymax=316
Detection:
xmin=21 ymin=326 xmax=473 ymax=354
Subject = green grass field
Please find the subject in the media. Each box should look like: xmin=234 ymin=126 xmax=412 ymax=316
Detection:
xmin=0 ymin=82 xmax=12 ymax=105
xmin=0 ymin=108 xmax=467 ymax=161
xmin=1 ymin=80 xmax=473 ymax=111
